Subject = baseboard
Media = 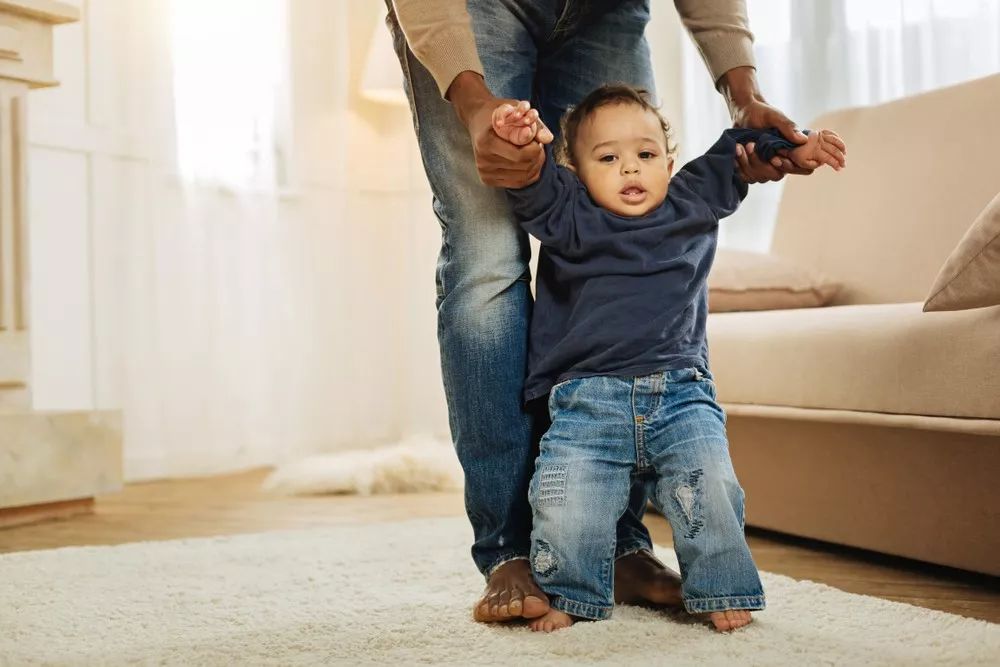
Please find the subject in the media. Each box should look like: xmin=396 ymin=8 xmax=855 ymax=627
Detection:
xmin=0 ymin=409 xmax=123 ymax=510
xmin=0 ymin=497 xmax=94 ymax=529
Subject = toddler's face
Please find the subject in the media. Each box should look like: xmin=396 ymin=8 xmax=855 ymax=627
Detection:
xmin=569 ymin=103 xmax=673 ymax=217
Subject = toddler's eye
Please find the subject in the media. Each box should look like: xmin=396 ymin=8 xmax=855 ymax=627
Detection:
xmin=639 ymin=151 xmax=656 ymax=159
xmin=599 ymin=154 xmax=616 ymax=163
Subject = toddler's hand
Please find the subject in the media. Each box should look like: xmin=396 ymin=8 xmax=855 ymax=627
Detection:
xmin=492 ymin=100 xmax=554 ymax=147
xmin=786 ymin=129 xmax=847 ymax=171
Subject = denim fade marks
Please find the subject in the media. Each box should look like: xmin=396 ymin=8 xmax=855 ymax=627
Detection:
xmin=528 ymin=368 xmax=766 ymax=619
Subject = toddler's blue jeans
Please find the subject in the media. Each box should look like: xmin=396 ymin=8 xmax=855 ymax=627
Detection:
xmin=530 ymin=367 xmax=766 ymax=619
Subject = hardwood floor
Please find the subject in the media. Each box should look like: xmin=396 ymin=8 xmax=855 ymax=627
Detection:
xmin=1 ymin=468 xmax=997 ymax=623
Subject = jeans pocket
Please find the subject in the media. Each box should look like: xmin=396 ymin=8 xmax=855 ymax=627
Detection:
xmin=692 ymin=367 xmax=718 ymax=400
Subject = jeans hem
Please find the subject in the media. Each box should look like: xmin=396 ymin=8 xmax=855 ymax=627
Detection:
xmin=683 ymin=595 xmax=766 ymax=613
xmin=550 ymin=596 xmax=613 ymax=621
xmin=614 ymin=541 xmax=654 ymax=560
xmin=483 ymin=554 xmax=529 ymax=580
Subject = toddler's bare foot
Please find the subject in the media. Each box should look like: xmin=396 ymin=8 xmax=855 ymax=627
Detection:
xmin=614 ymin=550 xmax=683 ymax=607
xmin=473 ymin=559 xmax=550 ymax=623
xmin=694 ymin=609 xmax=754 ymax=632
xmin=491 ymin=100 xmax=544 ymax=146
xmin=529 ymin=608 xmax=575 ymax=632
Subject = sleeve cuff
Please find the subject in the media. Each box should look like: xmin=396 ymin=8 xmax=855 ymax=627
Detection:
xmin=699 ymin=33 xmax=756 ymax=88
xmin=412 ymin=26 xmax=486 ymax=99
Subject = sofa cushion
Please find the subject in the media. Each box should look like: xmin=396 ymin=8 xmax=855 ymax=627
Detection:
xmin=708 ymin=249 xmax=841 ymax=312
xmin=770 ymin=74 xmax=1000 ymax=305
xmin=923 ymin=191 xmax=1000 ymax=312
xmin=707 ymin=302 xmax=1000 ymax=420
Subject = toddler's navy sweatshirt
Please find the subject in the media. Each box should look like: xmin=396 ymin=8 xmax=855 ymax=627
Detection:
xmin=506 ymin=127 xmax=799 ymax=404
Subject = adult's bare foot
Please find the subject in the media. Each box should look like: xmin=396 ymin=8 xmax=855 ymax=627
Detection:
xmin=614 ymin=550 xmax=683 ymax=607
xmin=473 ymin=559 xmax=550 ymax=622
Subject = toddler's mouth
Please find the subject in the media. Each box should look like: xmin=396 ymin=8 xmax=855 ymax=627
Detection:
xmin=619 ymin=185 xmax=647 ymax=204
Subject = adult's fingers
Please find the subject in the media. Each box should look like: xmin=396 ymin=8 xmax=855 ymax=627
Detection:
xmin=735 ymin=144 xmax=757 ymax=182
xmin=479 ymin=150 xmax=545 ymax=187
xmin=746 ymin=149 xmax=785 ymax=182
xmin=480 ymin=132 xmax=542 ymax=164
xmin=765 ymin=110 xmax=809 ymax=144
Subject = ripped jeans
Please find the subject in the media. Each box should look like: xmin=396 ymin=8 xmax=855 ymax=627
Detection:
xmin=529 ymin=367 xmax=766 ymax=620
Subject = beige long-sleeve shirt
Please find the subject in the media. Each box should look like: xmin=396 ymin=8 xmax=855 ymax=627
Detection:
xmin=391 ymin=0 xmax=755 ymax=99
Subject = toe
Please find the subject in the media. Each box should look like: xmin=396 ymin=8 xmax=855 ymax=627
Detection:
xmin=496 ymin=590 xmax=511 ymax=618
xmin=473 ymin=599 xmax=491 ymax=622
xmin=522 ymin=593 xmax=550 ymax=618
xmin=710 ymin=611 xmax=731 ymax=631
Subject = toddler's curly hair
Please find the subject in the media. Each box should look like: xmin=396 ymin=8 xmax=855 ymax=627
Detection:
xmin=555 ymin=83 xmax=677 ymax=168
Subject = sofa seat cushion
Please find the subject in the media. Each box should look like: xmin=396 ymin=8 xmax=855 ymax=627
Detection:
xmin=707 ymin=302 xmax=1000 ymax=420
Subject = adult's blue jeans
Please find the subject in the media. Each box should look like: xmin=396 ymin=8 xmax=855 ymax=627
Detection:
xmin=530 ymin=367 xmax=766 ymax=619
xmin=386 ymin=0 xmax=658 ymax=577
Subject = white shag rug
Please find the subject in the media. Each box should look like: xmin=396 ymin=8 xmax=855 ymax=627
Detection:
xmin=263 ymin=435 xmax=462 ymax=495
xmin=2 ymin=517 xmax=997 ymax=666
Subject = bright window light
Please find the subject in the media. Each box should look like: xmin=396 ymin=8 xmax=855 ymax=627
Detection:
xmin=170 ymin=0 xmax=289 ymax=190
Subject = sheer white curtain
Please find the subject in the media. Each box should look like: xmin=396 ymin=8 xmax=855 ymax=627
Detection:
xmin=113 ymin=1 xmax=445 ymax=480
xmin=679 ymin=0 xmax=1000 ymax=251
xmin=116 ymin=0 xmax=296 ymax=478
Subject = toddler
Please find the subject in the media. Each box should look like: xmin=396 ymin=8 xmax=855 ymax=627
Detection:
xmin=493 ymin=85 xmax=846 ymax=632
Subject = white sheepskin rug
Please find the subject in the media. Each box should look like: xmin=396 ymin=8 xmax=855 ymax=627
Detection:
xmin=2 ymin=517 xmax=997 ymax=665
xmin=262 ymin=434 xmax=463 ymax=495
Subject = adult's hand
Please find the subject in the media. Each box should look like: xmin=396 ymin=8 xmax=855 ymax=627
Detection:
xmin=446 ymin=71 xmax=553 ymax=189
xmin=719 ymin=66 xmax=813 ymax=182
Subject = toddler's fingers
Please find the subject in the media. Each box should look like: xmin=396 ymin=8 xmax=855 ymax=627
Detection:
xmin=825 ymin=133 xmax=847 ymax=153
xmin=492 ymin=103 xmax=515 ymax=127
xmin=536 ymin=121 xmax=555 ymax=145
xmin=510 ymin=100 xmax=530 ymax=122
xmin=819 ymin=145 xmax=846 ymax=168
xmin=819 ymin=152 xmax=840 ymax=171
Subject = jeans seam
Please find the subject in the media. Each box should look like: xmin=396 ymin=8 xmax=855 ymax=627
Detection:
xmin=683 ymin=594 xmax=767 ymax=613
xmin=550 ymin=596 xmax=614 ymax=621
xmin=614 ymin=544 xmax=653 ymax=560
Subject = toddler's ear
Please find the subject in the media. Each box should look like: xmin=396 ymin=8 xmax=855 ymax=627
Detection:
xmin=667 ymin=158 xmax=675 ymax=178
xmin=566 ymin=162 xmax=577 ymax=174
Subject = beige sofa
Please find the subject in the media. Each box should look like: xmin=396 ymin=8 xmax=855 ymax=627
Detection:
xmin=707 ymin=74 xmax=1000 ymax=576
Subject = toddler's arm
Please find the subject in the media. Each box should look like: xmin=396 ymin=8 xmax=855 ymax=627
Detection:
xmin=492 ymin=101 xmax=581 ymax=252
xmin=504 ymin=142 xmax=582 ymax=252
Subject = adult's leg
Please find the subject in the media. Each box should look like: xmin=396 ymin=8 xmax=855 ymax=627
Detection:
xmin=531 ymin=0 xmax=665 ymax=575
xmin=385 ymin=0 xmax=558 ymax=620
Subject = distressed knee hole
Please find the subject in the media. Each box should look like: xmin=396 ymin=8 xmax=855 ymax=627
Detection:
xmin=532 ymin=540 xmax=558 ymax=577
xmin=673 ymin=468 xmax=705 ymax=539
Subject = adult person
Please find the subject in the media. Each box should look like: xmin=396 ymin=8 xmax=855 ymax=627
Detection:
xmin=385 ymin=0 xmax=809 ymax=623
